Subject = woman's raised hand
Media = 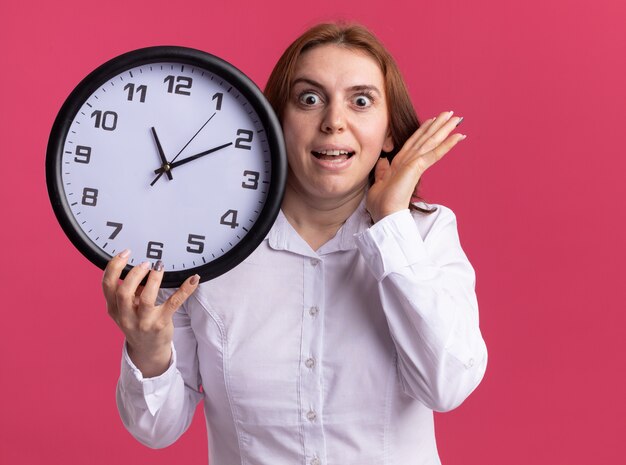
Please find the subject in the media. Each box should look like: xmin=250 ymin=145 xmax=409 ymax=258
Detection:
xmin=366 ymin=111 xmax=466 ymax=223
xmin=102 ymin=250 xmax=200 ymax=378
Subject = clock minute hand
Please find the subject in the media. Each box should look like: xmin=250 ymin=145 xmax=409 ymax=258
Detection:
xmin=151 ymin=127 xmax=173 ymax=180
xmin=153 ymin=142 xmax=233 ymax=175
xmin=149 ymin=112 xmax=217 ymax=187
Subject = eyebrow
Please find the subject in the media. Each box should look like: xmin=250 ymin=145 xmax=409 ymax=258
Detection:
xmin=291 ymin=77 xmax=383 ymax=96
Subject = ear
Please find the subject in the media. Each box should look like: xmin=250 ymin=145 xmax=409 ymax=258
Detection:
xmin=382 ymin=129 xmax=394 ymax=153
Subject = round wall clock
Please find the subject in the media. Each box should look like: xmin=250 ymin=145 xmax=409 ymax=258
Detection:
xmin=46 ymin=46 xmax=286 ymax=287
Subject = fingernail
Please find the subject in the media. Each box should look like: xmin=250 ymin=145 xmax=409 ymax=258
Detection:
xmin=153 ymin=260 xmax=164 ymax=272
xmin=460 ymin=134 xmax=467 ymax=140
xmin=455 ymin=117 xmax=464 ymax=127
xmin=140 ymin=261 xmax=151 ymax=270
xmin=447 ymin=110 xmax=454 ymax=119
xmin=119 ymin=249 xmax=131 ymax=258
xmin=190 ymin=274 xmax=200 ymax=285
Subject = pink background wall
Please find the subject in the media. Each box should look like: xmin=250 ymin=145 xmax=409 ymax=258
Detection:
xmin=1 ymin=0 xmax=625 ymax=463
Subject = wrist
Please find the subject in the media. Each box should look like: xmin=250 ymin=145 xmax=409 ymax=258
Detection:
xmin=126 ymin=341 xmax=172 ymax=378
xmin=370 ymin=206 xmax=406 ymax=224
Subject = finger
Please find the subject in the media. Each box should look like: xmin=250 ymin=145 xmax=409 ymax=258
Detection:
xmin=102 ymin=249 xmax=131 ymax=312
xmin=412 ymin=111 xmax=458 ymax=153
xmin=161 ymin=274 xmax=201 ymax=318
xmin=392 ymin=117 xmax=437 ymax=164
xmin=137 ymin=261 xmax=165 ymax=312
xmin=117 ymin=261 xmax=153 ymax=309
xmin=374 ymin=157 xmax=390 ymax=184
xmin=412 ymin=133 xmax=466 ymax=175
xmin=411 ymin=116 xmax=438 ymax=142
xmin=134 ymin=285 xmax=145 ymax=297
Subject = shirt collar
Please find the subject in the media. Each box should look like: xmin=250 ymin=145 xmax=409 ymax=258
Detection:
xmin=267 ymin=198 xmax=373 ymax=256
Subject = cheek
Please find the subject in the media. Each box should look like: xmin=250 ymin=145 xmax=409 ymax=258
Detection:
xmin=282 ymin=109 xmax=314 ymax=156
xmin=358 ymin=119 xmax=391 ymax=156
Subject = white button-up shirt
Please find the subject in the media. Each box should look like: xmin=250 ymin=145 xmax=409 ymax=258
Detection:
xmin=117 ymin=203 xmax=488 ymax=465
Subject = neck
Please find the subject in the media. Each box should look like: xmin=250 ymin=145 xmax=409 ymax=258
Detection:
xmin=281 ymin=182 xmax=365 ymax=251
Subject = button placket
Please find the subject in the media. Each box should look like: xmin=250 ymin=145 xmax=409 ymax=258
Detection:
xmin=300 ymin=255 xmax=327 ymax=463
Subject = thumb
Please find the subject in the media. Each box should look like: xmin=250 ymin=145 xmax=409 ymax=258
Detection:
xmin=374 ymin=157 xmax=390 ymax=184
xmin=410 ymin=184 xmax=421 ymax=203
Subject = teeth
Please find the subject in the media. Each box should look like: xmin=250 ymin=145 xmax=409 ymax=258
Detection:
xmin=317 ymin=149 xmax=350 ymax=156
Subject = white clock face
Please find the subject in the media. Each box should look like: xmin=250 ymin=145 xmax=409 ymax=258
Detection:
xmin=60 ymin=61 xmax=273 ymax=273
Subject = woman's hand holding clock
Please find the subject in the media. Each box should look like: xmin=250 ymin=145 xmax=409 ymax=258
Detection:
xmin=102 ymin=250 xmax=200 ymax=377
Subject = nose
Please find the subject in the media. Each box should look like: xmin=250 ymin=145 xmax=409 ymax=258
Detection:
xmin=320 ymin=100 xmax=345 ymax=134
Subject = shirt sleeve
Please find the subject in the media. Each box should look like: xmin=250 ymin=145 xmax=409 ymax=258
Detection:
xmin=354 ymin=206 xmax=488 ymax=412
xmin=115 ymin=291 xmax=204 ymax=448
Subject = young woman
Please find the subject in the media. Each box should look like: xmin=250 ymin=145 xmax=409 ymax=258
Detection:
xmin=104 ymin=23 xmax=487 ymax=465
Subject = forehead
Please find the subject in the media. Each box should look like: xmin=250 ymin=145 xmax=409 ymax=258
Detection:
xmin=293 ymin=44 xmax=385 ymax=89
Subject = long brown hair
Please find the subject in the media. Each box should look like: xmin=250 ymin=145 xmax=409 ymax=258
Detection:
xmin=264 ymin=22 xmax=432 ymax=212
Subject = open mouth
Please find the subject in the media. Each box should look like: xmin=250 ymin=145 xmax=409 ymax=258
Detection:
xmin=311 ymin=149 xmax=355 ymax=161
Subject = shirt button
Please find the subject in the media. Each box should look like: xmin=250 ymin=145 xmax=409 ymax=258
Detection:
xmin=306 ymin=410 xmax=317 ymax=422
xmin=309 ymin=306 xmax=319 ymax=317
xmin=310 ymin=258 xmax=319 ymax=266
xmin=311 ymin=458 xmax=321 ymax=465
xmin=305 ymin=357 xmax=316 ymax=369
xmin=467 ymin=358 xmax=475 ymax=368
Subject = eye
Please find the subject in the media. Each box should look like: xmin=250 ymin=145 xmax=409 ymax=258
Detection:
xmin=353 ymin=93 xmax=374 ymax=108
xmin=298 ymin=92 xmax=321 ymax=106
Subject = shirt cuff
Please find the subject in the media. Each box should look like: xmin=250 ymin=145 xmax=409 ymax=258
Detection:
xmin=354 ymin=209 xmax=428 ymax=281
xmin=119 ymin=341 xmax=177 ymax=416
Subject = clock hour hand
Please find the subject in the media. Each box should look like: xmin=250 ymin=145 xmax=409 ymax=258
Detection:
xmin=151 ymin=142 xmax=233 ymax=178
xmin=151 ymin=127 xmax=173 ymax=180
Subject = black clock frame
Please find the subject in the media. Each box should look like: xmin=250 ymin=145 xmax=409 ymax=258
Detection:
xmin=46 ymin=46 xmax=286 ymax=287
